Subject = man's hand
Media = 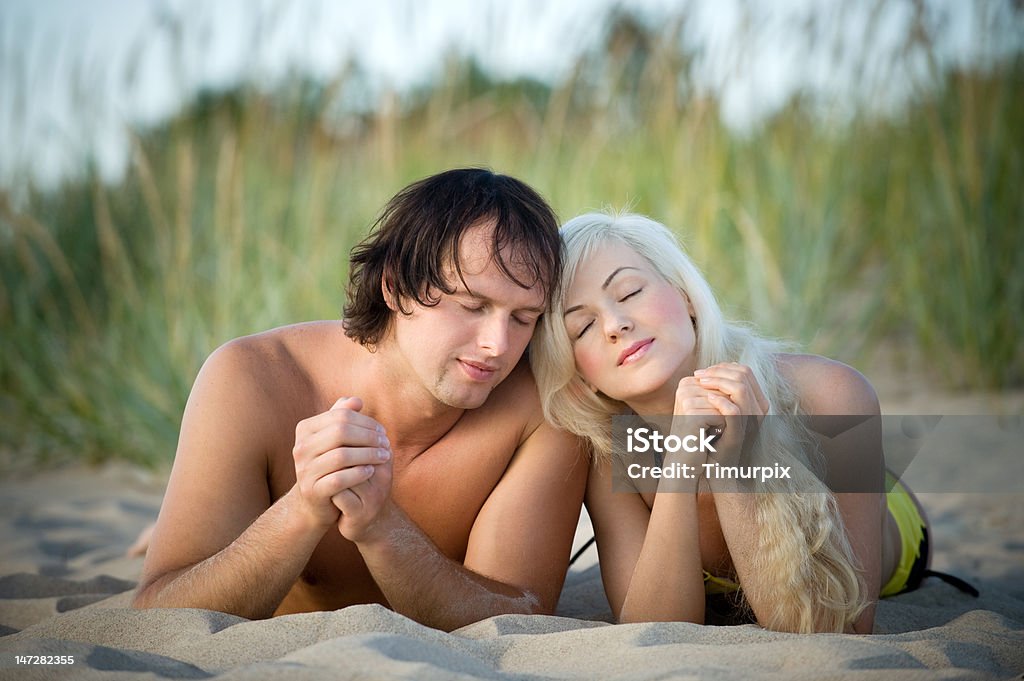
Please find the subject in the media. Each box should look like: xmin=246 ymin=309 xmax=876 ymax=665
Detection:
xmin=292 ymin=396 xmax=393 ymax=532
xmin=330 ymin=403 xmax=394 ymax=542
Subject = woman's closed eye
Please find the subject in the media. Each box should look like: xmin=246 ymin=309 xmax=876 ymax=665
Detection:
xmin=572 ymin=290 xmax=641 ymax=340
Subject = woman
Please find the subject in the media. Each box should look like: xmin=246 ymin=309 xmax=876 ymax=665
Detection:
xmin=531 ymin=212 xmax=938 ymax=634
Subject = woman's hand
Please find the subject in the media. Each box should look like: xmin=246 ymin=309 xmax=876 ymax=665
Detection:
xmin=675 ymin=363 xmax=770 ymax=467
xmin=692 ymin=362 xmax=769 ymax=415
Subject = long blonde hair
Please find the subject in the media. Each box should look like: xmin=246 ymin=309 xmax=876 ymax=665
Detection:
xmin=531 ymin=212 xmax=868 ymax=633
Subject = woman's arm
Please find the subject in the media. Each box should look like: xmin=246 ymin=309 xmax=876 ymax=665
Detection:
xmin=585 ymin=459 xmax=706 ymax=623
xmin=778 ymin=354 xmax=885 ymax=634
xmin=689 ymin=358 xmax=882 ymax=632
xmin=590 ymin=370 xmax=760 ymax=624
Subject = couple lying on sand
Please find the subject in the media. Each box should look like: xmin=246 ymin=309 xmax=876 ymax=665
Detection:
xmin=131 ymin=168 xmax=948 ymax=634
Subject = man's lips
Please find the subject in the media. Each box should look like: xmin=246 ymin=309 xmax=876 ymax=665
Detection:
xmin=459 ymin=359 xmax=500 ymax=381
xmin=618 ymin=338 xmax=654 ymax=366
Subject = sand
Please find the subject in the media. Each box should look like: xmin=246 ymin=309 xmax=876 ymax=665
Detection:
xmin=1 ymin=394 xmax=1022 ymax=680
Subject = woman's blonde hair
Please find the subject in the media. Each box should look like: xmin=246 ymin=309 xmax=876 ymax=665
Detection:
xmin=531 ymin=211 xmax=868 ymax=633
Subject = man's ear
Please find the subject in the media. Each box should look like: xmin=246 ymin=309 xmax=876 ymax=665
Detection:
xmin=381 ymin=275 xmax=398 ymax=312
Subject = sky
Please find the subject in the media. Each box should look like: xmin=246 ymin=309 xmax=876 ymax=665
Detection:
xmin=0 ymin=0 xmax=1012 ymax=189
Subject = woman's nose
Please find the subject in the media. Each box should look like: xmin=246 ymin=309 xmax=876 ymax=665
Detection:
xmin=604 ymin=314 xmax=633 ymax=340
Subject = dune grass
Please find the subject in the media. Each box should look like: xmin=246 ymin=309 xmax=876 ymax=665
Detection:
xmin=0 ymin=6 xmax=1021 ymax=467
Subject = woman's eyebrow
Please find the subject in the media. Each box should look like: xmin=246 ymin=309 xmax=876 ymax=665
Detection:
xmin=602 ymin=266 xmax=640 ymax=289
xmin=564 ymin=266 xmax=641 ymax=316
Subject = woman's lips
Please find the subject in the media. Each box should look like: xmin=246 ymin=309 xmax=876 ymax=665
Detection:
xmin=618 ymin=338 xmax=654 ymax=366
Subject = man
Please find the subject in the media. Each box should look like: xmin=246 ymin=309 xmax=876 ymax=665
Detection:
xmin=132 ymin=169 xmax=587 ymax=631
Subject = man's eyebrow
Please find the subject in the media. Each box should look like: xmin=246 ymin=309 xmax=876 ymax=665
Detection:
xmin=564 ymin=267 xmax=641 ymax=317
xmin=458 ymin=289 xmax=544 ymax=314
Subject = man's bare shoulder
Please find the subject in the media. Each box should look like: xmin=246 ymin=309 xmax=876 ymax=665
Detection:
xmin=217 ymin=321 xmax=350 ymax=376
xmin=201 ymin=321 xmax=353 ymax=420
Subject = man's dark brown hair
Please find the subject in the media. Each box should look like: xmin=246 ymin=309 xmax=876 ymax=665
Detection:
xmin=343 ymin=168 xmax=561 ymax=347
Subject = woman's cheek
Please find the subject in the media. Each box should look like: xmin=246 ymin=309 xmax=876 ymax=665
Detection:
xmin=573 ymin=346 xmax=603 ymax=390
xmin=650 ymin=290 xmax=691 ymax=324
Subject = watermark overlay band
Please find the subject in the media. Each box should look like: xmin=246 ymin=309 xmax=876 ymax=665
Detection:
xmin=610 ymin=414 xmax=1024 ymax=493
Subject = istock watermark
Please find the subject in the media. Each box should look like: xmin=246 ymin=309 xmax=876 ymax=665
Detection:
xmin=610 ymin=414 xmax=1024 ymax=494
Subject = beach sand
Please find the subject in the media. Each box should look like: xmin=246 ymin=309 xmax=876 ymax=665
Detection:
xmin=1 ymin=392 xmax=1022 ymax=680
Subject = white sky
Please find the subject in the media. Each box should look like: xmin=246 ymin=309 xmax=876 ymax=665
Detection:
xmin=0 ymin=0 xmax=1013 ymax=189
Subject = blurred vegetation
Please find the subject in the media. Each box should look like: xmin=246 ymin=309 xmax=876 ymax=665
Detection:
xmin=1 ymin=2 xmax=1022 ymax=467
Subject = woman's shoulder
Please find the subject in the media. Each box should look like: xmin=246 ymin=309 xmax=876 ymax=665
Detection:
xmin=772 ymin=353 xmax=880 ymax=416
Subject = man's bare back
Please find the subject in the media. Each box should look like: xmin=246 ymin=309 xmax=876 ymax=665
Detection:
xmin=133 ymin=169 xmax=587 ymax=630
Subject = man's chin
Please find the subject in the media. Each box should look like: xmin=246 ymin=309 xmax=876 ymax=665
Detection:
xmin=442 ymin=393 xmax=490 ymax=410
xmin=435 ymin=384 xmax=494 ymax=410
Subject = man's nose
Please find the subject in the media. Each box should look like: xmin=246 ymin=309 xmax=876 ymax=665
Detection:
xmin=478 ymin=313 xmax=511 ymax=357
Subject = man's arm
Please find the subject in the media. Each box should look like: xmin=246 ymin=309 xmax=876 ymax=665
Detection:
xmin=132 ymin=340 xmax=384 ymax=619
xmin=337 ymin=421 xmax=588 ymax=631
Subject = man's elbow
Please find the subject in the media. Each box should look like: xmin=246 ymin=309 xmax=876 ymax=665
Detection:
xmin=130 ymin=572 xmax=177 ymax=610
xmin=432 ymin=598 xmax=546 ymax=633
xmin=130 ymin=583 xmax=158 ymax=610
xmin=526 ymin=598 xmax=554 ymax=617
xmin=494 ymin=588 xmax=549 ymax=620
xmin=514 ymin=588 xmax=550 ymax=617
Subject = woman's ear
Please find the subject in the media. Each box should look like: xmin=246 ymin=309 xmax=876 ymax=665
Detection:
xmin=682 ymin=291 xmax=697 ymax=319
xmin=576 ymin=376 xmax=598 ymax=394
xmin=585 ymin=380 xmax=611 ymax=400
